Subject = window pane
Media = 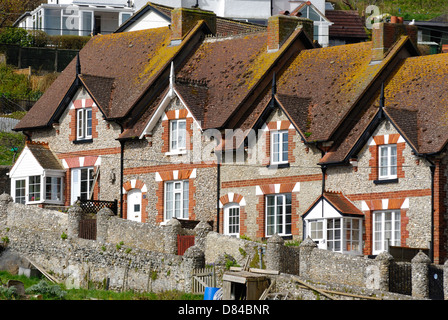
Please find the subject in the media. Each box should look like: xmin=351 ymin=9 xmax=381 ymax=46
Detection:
xmin=86 ymin=109 xmax=92 ymax=137
xmin=183 ymin=180 xmax=189 ymax=218
xmin=77 ymin=109 xmax=83 ymax=138
xmin=171 ymin=121 xmax=177 ymax=150
xmin=29 ymin=175 xmax=41 ymax=201
xmin=166 ymin=182 xmax=173 ymax=219
xmin=178 ymin=120 xmax=186 ymax=149
xmin=15 ymin=179 xmax=26 ymax=204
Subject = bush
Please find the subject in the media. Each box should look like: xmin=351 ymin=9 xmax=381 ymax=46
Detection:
xmin=25 ymin=280 xmax=67 ymax=300
xmin=0 ymin=28 xmax=32 ymax=46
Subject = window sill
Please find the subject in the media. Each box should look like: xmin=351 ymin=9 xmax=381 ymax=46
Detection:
xmin=374 ymin=178 xmax=398 ymax=185
xmin=73 ymin=139 xmax=93 ymax=144
xmin=266 ymin=163 xmax=290 ymax=169
xmin=165 ymin=150 xmax=187 ymax=156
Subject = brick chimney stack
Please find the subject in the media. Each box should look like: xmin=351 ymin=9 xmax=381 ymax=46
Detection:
xmin=267 ymin=15 xmax=314 ymax=52
xmin=371 ymin=19 xmax=418 ymax=62
xmin=171 ymin=7 xmax=216 ymax=41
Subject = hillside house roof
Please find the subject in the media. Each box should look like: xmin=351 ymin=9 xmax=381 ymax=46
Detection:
xmin=117 ymin=2 xmax=267 ymax=35
xmin=14 ymin=22 xmax=210 ymax=131
xmin=325 ymin=10 xmax=368 ymax=40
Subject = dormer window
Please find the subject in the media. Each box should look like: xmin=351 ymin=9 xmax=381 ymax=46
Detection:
xmin=170 ymin=119 xmax=186 ymax=153
xmin=379 ymin=144 xmax=397 ymax=180
xmin=77 ymin=108 xmax=92 ymax=141
xmin=271 ymin=130 xmax=288 ymax=164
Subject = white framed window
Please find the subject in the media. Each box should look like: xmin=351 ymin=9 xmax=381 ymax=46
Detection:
xmin=344 ymin=218 xmax=361 ymax=253
xmin=164 ymin=180 xmax=189 ymax=220
xmin=271 ymin=130 xmax=288 ymax=164
xmin=306 ymin=217 xmax=362 ymax=254
xmin=28 ymin=175 xmax=41 ymax=202
xmin=170 ymin=119 xmax=187 ymax=153
xmin=71 ymin=167 xmax=94 ymax=204
xmin=224 ymin=203 xmax=240 ymax=237
xmin=45 ymin=177 xmax=63 ymax=202
xmin=266 ymin=193 xmax=291 ymax=236
xmin=14 ymin=179 xmax=26 ymax=204
xmin=378 ymin=144 xmax=397 ymax=180
xmin=76 ymin=108 xmax=92 ymax=140
xmin=373 ymin=210 xmax=401 ymax=254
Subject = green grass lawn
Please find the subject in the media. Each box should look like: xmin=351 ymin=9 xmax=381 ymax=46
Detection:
xmin=0 ymin=271 xmax=203 ymax=300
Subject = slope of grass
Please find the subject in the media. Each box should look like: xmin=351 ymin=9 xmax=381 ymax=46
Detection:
xmin=0 ymin=270 xmax=203 ymax=300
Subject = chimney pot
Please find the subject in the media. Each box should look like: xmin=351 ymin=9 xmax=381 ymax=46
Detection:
xmin=171 ymin=7 xmax=216 ymax=41
xmin=267 ymin=15 xmax=313 ymax=52
xmin=371 ymin=22 xmax=418 ymax=62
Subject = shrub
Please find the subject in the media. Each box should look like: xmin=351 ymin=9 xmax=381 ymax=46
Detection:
xmin=25 ymin=280 xmax=67 ymax=299
xmin=0 ymin=28 xmax=32 ymax=46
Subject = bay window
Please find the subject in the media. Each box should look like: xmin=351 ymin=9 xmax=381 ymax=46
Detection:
xmin=12 ymin=174 xmax=64 ymax=205
xmin=305 ymin=217 xmax=362 ymax=254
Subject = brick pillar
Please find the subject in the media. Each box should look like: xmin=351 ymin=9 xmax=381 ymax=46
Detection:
xmin=411 ymin=251 xmax=431 ymax=299
xmin=164 ymin=218 xmax=181 ymax=255
xmin=266 ymin=234 xmax=284 ymax=272
xmin=374 ymin=251 xmax=393 ymax=292
xmin=67 ymin=203 xmax=83 ymax=238
xmin=97 ymin=207 xmax=114 ymax=244
xmin=298 ymin=236 xmax=317 ymax=278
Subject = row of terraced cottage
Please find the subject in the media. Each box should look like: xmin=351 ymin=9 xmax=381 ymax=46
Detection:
xmin=7 ymin=5 xmax=448 ymax=264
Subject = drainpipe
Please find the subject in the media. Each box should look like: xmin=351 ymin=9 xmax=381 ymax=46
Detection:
xmin=216 ymin=152 xmax=221 ymax=233
xmin=120 ymin=140 xmax=125 ymax=218
xmin=425 ymin=156 xmax=435 ymax=263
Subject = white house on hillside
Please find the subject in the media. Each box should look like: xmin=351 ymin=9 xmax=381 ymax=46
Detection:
xmin=118 ymin=0 xmax=333 ymax=46
xmin=13 ymin=0 xmax=135 ymax=36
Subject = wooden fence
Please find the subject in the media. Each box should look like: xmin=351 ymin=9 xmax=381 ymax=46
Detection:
xmin=192 ymin=266 xmax=216 ymax=294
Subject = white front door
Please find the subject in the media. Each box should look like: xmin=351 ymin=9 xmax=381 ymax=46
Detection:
xmin=127 ymin=189 xmax=142 ymax=222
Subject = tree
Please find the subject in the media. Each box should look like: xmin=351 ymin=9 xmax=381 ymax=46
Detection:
xmin=0 ymin=0 xmax=44 ymax=28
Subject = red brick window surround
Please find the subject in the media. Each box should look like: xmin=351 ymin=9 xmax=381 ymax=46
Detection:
xmin=255 ymin=182 xmax=300 ymax=238
xmin=361 ymin=198 xmax=409 ymax=256
xmin=122 ymin=179 xmax=148 ymax=223
xmin=161 ymin=109 xmax=194 ymax=154
xmin=262 ymin=120 xmax=296 ymax=167
xmin=219 ymin=193 xmax=246 ymax=236
xmin=155 ymin=169 xmax=197 ymax=224
xmin=69 ymin=98 xmax=98 ymax=142
xmin=368 ymin=133 xmax=405 ymax=183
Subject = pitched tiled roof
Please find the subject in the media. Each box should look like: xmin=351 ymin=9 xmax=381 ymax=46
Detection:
xmin=303 ymin=191 xmax=364 ymax=218
xmin=321 ymin=51 xmax=448 ymax=164
xmin=275 ymin=40 xmax=385 ymax=142
xmin=146 ymin=2 xmax=267 ymax=35
xmin=382 ymin=53 xmax=448 ymax=154
xmin=323 ymin=191 xmax=364 ymax=216
xmin=15 ymin=24 xmax=205 ymax=130
xmin=26 ymin=142 xmax=64 ymax=171
xmin=326 ymin=10 xmax=368 ymax=39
